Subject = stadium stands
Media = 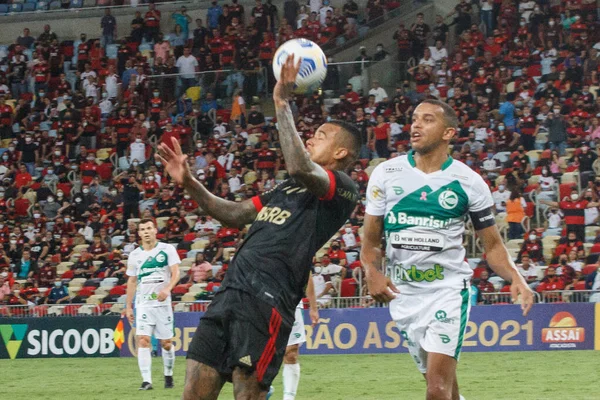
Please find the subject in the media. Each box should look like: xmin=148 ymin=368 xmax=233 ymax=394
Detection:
xmin=1 ymin=0 xmax=600 ymax=316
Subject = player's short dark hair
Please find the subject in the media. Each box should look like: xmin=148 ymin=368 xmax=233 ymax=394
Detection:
xmin=327 ymin=119 xmax=362 ymax=168
xmin=419 ymin=99 xmax=459 ymax=129
xmin=138 ymin=218 xmax=156 ymax=228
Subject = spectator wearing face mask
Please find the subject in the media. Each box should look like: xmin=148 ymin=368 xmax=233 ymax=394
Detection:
xmin=46 ymin=278 xmax=70 ymax=304
xmin=541 ymin=189 xmax=600 ymax=242
xmin=544 ymin=105 xmax=568 ymax=156
xmin=492 ymin=182 xmax=511 ymax=213
xmin=42 ymin=195 xmax=61 ymax=220
xmin=340 ymin=223 xmax=360 ymax=255
xmin=518 ymin=231 xmax=544 ymax=263
xmin=14 ymin=249 xmax=38 ymax=280
xmin=312 ymin=264 xmax=333 ymax=307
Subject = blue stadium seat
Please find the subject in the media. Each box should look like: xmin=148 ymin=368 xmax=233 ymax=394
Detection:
xmin=71 ymin=0 xmax=83 ymax=8
xmin=49 ymin=1 xmax=61 ymax=10
xmin=13 ymin=0 xmax=25 ymax=4
xmin=25 ymin=0 xmax=36 ymax=3
xmin=10 ymin=3 xmax=23 ymax=12
xmin=22 ymin=2 xmax=35 ymax=11
xmin=36 ymin=2 xmax=48 ymax=10
xmin=106 ymin=44 xmax=118 ymax=59
xmin=0 ymin=4 xmax=9 ymax=14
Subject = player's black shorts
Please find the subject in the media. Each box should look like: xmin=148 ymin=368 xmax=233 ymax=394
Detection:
xmin=187 ymin=288 xmax=292 ymax=389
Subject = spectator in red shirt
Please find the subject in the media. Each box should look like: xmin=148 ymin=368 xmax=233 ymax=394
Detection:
xmin=145 ymin=3 xmax=162 ymax=42
xmin=327 ymin=240 xmax=347 ymax=267
xmin=478 ymin=270 xmax=496 ymax=295
xmin=14 ymin=164 xmax=32 ymax=189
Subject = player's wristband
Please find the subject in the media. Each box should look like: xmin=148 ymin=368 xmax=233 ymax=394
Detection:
xmin=469 ymin=207 xmax=496 ymax=230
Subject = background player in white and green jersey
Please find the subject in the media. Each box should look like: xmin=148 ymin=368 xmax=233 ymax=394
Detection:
xmin=361 ymin=100 xmax=534 ymax=400
xmin=126 ymin=218 xmax=181 ymax=391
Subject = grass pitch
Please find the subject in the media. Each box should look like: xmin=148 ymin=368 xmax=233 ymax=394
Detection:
xmin=2 ymin=351 xmax=599 ymax=399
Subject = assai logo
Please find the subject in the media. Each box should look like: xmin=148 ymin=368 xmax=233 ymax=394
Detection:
xmin=0 ymin=324 xmax=28 ymax=359
xmin=541 ymin=312 xmax=585 ymax=348
xmin=438 ymin=189 xmax=458 ymax=210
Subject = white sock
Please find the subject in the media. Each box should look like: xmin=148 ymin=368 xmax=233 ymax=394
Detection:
xmin=138 ymin=347 xmax=152 ymax=383
xmin=460 ymin=395 xmax=466 ymax=400
xmin=282 ymin=363 xmax=300 ymax=400
xmin=162 ymin=346 xmax=175 ymax=377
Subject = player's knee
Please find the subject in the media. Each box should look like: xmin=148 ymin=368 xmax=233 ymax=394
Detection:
xmin=161 ymin=339 xmax=172 ymax=350
xmin=426 ymin=381 xmax=453 ymax=400
xmin=284 ymin=345 xmax=299 ymax=364
xmin=137 ymin=336 xmax=151 ymax=348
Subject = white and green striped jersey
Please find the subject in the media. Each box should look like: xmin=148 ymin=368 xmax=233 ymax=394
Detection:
xmin=126 ymin=242 xmax=181 ymax=307
xmin=366 ymin=151 xmax=494 ymax=294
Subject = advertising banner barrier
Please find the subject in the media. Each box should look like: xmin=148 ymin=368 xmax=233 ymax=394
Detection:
xmin=120 ymin=303 xmax=599 ymax=357
xmin=0 ymin=316 xmax=121 ymax=359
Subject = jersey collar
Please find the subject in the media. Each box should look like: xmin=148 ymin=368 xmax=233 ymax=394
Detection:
xmin=407 ymin=150 xmax=453 ymax=171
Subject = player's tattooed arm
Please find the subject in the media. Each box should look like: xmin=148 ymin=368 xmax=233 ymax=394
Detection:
xmin=275 ymin=101 xmax=331 ymax=197
xmin=273 ymin=53 xmax=331 ymax=198
xmin=182 ymin=176 xmax=258 ymax=228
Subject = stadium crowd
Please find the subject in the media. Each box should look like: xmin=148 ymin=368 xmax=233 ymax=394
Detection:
xmin=2 ymin=0 xmax=600 ymax=314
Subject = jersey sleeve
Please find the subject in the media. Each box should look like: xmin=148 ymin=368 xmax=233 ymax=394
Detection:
xmin=365 ymin=164 xmax=386 ymax=216
xmin=126 ymin=253 xmax=137 ymax=277
xmin=468 ymin=173 xmax=496 ymax=230
xmin=319 ymin=170 xmax=359 ymax=208
xmin=165 ymin=244 xmax=182 ymax=267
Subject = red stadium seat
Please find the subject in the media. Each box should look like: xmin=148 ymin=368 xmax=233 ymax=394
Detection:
xmin=183 ymin=233 xmax=196 ymax=242
xmin=33 ymin=305 xmax=48 ymax=317
xmin=172 ymin=284 xmax=191 ymax=295
xmin=177 ymin=249 xmax=188 ymax=259
xmin=582 ymin=265 xmax=598 ymax=276
xmin=574 ymin=281 xmax=586 ymax=290
xmin=61 ymin=270 xmax=74 ymax=279
xmin=109 ymin=285 xmax=127 ymax=296
xmin=78 ymin=287 xmax=96 ymax=298
xmin=57 ymin=183 xmax=73 ymax=196
xmin=63 ymin=305 xmax=82 ymax=316
xmin=559 ymin=183 xmax=577 ymax=200
xmin=206 ymin=282 xmax=221 ymax=292
xmin=340 ymin=278 xmax=358 ymax=297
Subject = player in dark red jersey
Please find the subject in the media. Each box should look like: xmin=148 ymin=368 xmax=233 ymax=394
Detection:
xmin=157 ymin=55 xmax=361 ymax=400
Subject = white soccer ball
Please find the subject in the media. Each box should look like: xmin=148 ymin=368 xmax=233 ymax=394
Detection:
xmin=272 ymin=38 xmax=328 ymax=94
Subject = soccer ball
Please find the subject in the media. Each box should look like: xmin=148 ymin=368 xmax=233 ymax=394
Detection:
xmin=272 ymin=38 xmax=328 ymax=94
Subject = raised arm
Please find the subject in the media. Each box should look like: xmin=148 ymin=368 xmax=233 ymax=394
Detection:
xmin=273 ymin=54 xmax=330 ymax=198
xmin=360 ymin=213 xmax=399 ymax=303
xmin=478 ymin=224 xmax=534 ymax=316
xmin=156 ymin=138 xmax=258 ymax=228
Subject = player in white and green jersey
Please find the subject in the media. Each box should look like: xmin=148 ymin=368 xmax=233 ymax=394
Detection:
xmin=361 ymin=100 xmax=534 ymax=400
xmin=126 ymin=219 xmax=181 ymax=391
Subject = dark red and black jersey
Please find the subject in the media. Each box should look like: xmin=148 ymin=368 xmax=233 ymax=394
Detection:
xmin=221 ymin=171 xmax=358 ymax=322
xmin=221 ymin=42 xmax=235 ymax=66
xmin=0 ymin=104 xmax=13 ymax=125
xmin=560 ymin=200 xmax=587 ymax=226
xmin=256 ymin=149 xmax=277 ymax=170
xmin=519 ymin=115 xmax=536 ymax=136
xmin=78 ymin=42 xmax=90 ymax=61
xmin=208 ymin=37 xmax=224 ymax=54
xmin=114 ymin=117 xmax=134 ymax=142
xmin=149 ymin=98 xmax=163 ymax=115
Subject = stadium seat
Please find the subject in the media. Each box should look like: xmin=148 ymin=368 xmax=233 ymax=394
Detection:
xmin=559 ymin=183 xmax=577 ymax=199
xmin=109 ymin=303 xmax=124 ymax=314
xmin=83 ymin=0 xmax=96 ymax=7
xmin=69 ymin=278 xmax=87 ymax=287
xmin=526 ymin=150 xmax=541 ymax=168
xmin=86 ymin=295 xmax=105 ymax=305
xmin=111 ymin=235 xmax=125 ymax=248
xmin=191 ymin=241 xmax=207 ymax=251
xmin=506 ymin=239 xmax=523 ymax=249
xmin=561 ymin=172 xmax=579 ymax=185
xmin=0 ymin=4 xmax=9 ymax=13
xmin=10 ymin=3 xmax=23 ymax=12
xmin=340 ymin=278 xmax=358 ymax=297
xmin=78 ymin=304 xmax=97 ymax=315
xmin=71 ymin=0 xmax=83 ymax=7
xmin=582 ymin=265 xmax=598 ymax=276
xmin=109 ymin=285 xmax=126 ymax=296
xmin=100 ymin=277 xmax=118 ymax=288
xmin=106 ymin=44 xmax=119 ymax=59
xmin=185 ymin=215 xmax=198 ymax=228
xmin=77 ymin=287 xmax=96 ymax=298
xmin=369 ymin=158 xmax=386 ymax=167
xmin=174 ymin=302 xmax=189 ymax=312
xmin=47 ymin=306 xmax=63 ymax=316
xmin=181 ymin=292 xmax=197 ymax=302
xmin=180 ymin=266 xmax=191 ymax=275
xmin=244 ymin=171 xmax=257 ymax=185
xmin=180 ymin=257 xmax=195 ymax=267
xmin=128 ymin=218 xmax=141 ymax=225
xmin=156 ymin=216 xmax=170 ymax=230
xmin=93 ymin=287 xmax=110 ymax=297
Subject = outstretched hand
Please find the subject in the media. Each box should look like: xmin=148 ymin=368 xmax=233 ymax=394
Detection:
xmin=155 ymin=137 xmax=192 ymax=186
xmin=273 ymin=53 xmax=302 ymax=104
